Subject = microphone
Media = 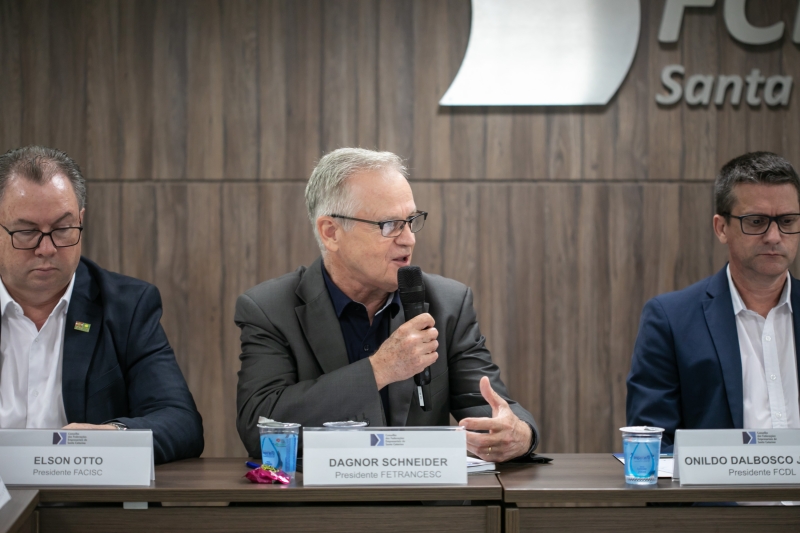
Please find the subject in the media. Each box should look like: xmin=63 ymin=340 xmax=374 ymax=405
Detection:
xmin=397 ymin=266 xmax=432 ymax=412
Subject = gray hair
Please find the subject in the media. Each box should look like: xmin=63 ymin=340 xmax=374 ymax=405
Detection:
xmin=715 ymin=151 xmax=800 ymax=216
xmin=305 ymin=147 xmax=408 ymax=252
xmin=0 ymin=146 xmax=87 ymax=209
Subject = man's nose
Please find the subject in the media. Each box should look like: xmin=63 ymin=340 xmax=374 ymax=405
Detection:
xmin=34 ymin=234 xmax=58 ymax=256
xmin=395 ymin=222 xmax=416 ymax=246
xmin=763 ymin=220 xmax=783 ymax=243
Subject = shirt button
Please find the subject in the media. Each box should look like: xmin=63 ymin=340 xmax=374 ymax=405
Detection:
xmin=777 ymin=412 xmax=783 ymax=418
xmin=771 ymin=374 xmax=778 ymax=381
xmin=765 ymin=336 xmax=772 ymax=342
xmin=31 ymin=390 xmax=38 ymax=397
xmin=363 ymin=345 xmax=370 ymax=352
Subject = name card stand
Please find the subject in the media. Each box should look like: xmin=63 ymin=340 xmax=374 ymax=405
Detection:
xmin=0 ymin=429 xmax=154 ymax=487
xmin=674 ymin=428 xmax=800 ymax=486
xmin=303 ymin=426 xmax=467 ymax=486
xmin=0 ymin=475 xmax=9 ymax=510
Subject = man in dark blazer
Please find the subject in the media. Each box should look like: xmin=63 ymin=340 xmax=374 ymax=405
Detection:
xmin=627 ymin=152 xmax=800 ymax=450
xmin=0 ymin=146 xmax=203 ymax=464
xmin=236 ymin=148 xmax=538 ymax=462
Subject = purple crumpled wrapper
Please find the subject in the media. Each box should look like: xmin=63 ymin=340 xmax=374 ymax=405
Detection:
xmin=245 ymin=464 xmax=291 ymax=485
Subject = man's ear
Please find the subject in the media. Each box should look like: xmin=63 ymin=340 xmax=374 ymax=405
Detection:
xmin=713 ymin=214 xmax=729 ymax=245
xmin=317 ymin=216 xmax=340 ymax=253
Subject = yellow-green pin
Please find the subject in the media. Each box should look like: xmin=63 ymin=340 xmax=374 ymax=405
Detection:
xmin=74 ymin=321 xmax=91 ymax=333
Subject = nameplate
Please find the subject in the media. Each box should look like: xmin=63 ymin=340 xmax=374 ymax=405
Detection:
xmin=0 ymin=476 xmax=9 ymax=510
xmin=0 ymin=429 xmax=154 ymax=486
xmin=674 ymin=429 xmax=800 ymax=486
xmin=303 ymin=426 xmax=467 ymax=485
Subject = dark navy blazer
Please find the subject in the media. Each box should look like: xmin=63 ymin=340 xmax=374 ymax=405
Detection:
xmin=60 ymin=257 xmax=203 ymax=463
xmin=626 ymin=265 xmax=800 ymax=451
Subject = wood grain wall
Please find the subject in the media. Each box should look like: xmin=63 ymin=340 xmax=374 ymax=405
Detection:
xmin=1 ymin=0 xmax=798 ymax=456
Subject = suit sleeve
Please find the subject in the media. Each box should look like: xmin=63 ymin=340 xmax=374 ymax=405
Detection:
xmin=235 ymin=294 xmax=384 ymax=459
xmin=111 ymin=286 xmax=205 ymax=464
xmin=446 ymin=287 xmax=540 ymax=458
xmin=626 ymin=297 xmax=682 ymax=450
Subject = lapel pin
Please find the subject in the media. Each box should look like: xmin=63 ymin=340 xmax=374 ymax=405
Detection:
xmin=74 ymin=321 xmax=91 ymax=333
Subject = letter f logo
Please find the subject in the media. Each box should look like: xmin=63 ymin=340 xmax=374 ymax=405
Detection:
xmin=441 ymin=0 xmax=641 ymax=106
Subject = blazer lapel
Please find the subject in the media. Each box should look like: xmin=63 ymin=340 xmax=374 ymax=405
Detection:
xmin=703 ymin=266 xmax=743 ymax=428
xmin=294 ymin=257 xmax=349 ymax=375
xmin=62 ymin=261 xmax=103 ymax=423
xmin=387 ymin=302 xmax=429 ymax=426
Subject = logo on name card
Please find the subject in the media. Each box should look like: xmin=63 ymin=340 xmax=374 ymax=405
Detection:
xmin=370 ymin=434 xmax=385 ymax=447
xmin=50 ymin=432 xmax=88 ymax=446
xmin=743 ymin=431 xmax=757 ymax=444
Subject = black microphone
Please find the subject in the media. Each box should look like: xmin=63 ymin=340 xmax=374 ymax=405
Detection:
xmin=397 ymin=266 xmax=432 ymax=412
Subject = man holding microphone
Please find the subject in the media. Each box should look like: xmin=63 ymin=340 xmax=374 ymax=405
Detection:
xmin=235 ymin=148 xmax=538 ymax=462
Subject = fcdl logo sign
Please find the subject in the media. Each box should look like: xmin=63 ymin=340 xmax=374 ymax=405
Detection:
xmin=440 ymin=0 xmax=797 ymax=107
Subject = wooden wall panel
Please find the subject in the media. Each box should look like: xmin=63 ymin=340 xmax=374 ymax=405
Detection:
xmin=2 ymin=0 xmax=798 ymax=456
xmin=221 ymin=184 xmax=260 ymax=456
xmin=0 ymin=0 xmax=21 ymax=149
xmin=152 ymin=0 xmax=188 ymax=181
xmin=187 ymin=0 xmax=224 ymax=180
xmin=221 ymin=0 xmax=259 ymax=181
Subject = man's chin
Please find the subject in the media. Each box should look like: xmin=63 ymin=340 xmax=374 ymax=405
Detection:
xmin=751 ymin=256 xmax=791 ymax=277
xmin=27 ymin=269 xmax=69 ymax=289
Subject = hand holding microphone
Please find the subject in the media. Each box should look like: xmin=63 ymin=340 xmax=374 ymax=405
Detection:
xmin=368 ymin=266 xmax=437 ymax=411
xmin=370 ymin=314 xmax=438 ymax=390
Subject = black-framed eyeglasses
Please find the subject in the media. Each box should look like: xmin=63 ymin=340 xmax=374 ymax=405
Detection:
xmin=0 ymin=224 xmax=84 ymax=250
xmin=724 ymin=213 xmax=800 ymax=235
xmin=329 ymin=211 xmax=427 ymax=238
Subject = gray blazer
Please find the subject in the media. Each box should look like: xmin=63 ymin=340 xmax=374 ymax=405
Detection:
xmin=235 ymin=257 xmax=538 ymax=458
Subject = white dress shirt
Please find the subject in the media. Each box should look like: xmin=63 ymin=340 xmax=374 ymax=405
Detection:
xmin=0 ymin=274 xmax=75 ymax=429
xmin=727 ymin=266 xmax=800 ymax=429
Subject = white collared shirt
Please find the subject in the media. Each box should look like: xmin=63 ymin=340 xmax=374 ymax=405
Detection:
xmin=0 ymin=274 xmax=75 ymax=429
xmin=727 ymin=265 xmax=800 ymax=429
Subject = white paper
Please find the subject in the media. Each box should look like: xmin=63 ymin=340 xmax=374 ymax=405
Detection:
xmin=467 ymin=456 xmax=496 ymax=473
xmin=0 ymin=476 xmax=10 ymax=510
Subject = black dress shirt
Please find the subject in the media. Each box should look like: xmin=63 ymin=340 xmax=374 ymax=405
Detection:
xmin=322 ymin=262 xmax=400 ymax=423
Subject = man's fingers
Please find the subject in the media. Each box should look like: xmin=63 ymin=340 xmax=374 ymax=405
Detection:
xmin=422 ymin=327 xmax=438 ymax=343
xmin=467 ymin=441 xmax=514 ymax=463
xmin=465 ymin=430 xmax=501 ymax=450
xmin=407 ymin=312 xmax=435 ymax=330
xmin=63 ymin=423 xmax=115 ymax=430
xmin=479 ymin=376 xmax=508 ymax=417
xmin=459 ymin=417 xmax=502 ymax=432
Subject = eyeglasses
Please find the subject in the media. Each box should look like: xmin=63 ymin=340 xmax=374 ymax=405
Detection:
xmin=725 ymin=213 xmax=800 ymax=235
xmin=0 ymin=224 xmax=84 ymax=250
xmin=329 ymin=211 xmax=427 ymax=238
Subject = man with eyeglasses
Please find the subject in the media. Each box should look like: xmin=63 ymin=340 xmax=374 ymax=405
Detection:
xmin=0 ymin=146 xmax=203 ymax=464
xmin=627 ymin=152 xmax=800 ymax=450
xmin=236 ymin=147 xmax=538 ymax=462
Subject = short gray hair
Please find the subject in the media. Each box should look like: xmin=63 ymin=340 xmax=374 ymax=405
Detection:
xmin=305 ymin=148 xmax=408 ymax=252
xmin=0 ymin=146 xmax=87 ymax=209
xmin=715 ymin=151 xmax=800 ymax=216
